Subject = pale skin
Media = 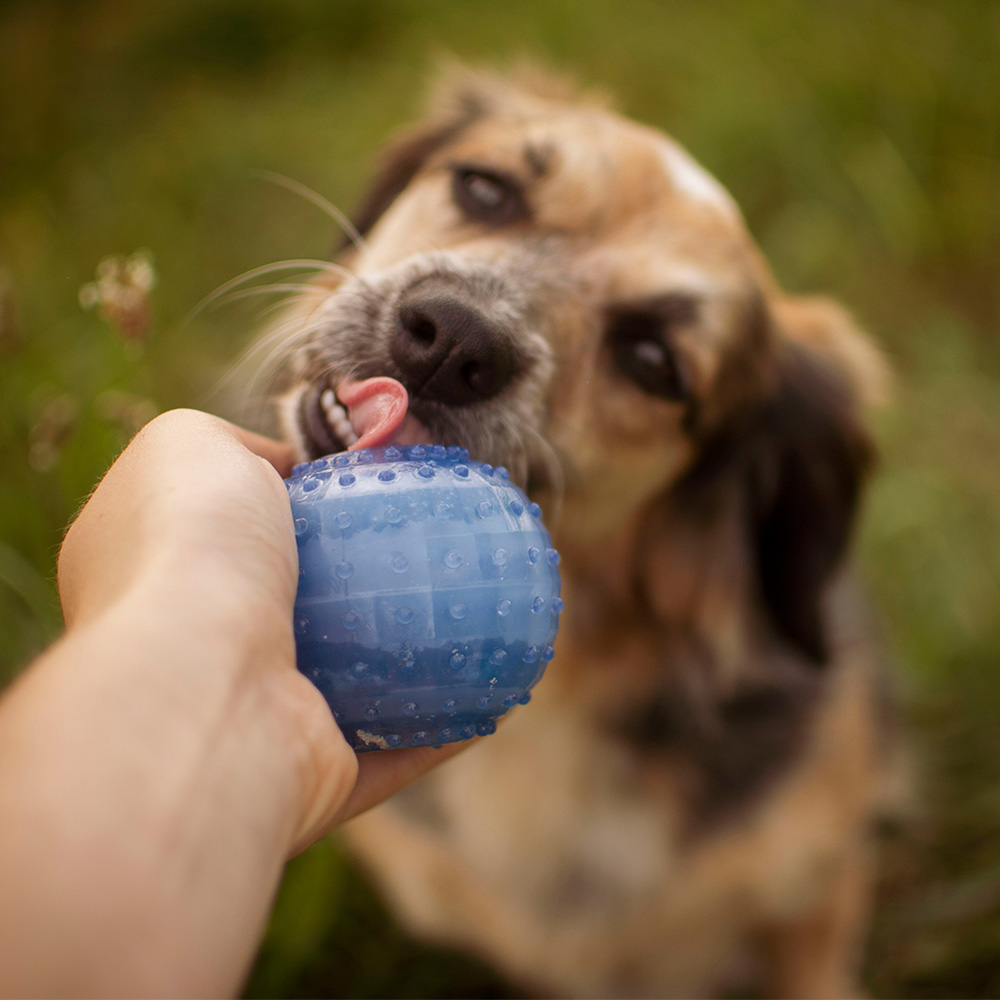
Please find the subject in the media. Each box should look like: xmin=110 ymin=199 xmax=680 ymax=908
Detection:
xmin=0 ymin=409 xmax=466 ymax=998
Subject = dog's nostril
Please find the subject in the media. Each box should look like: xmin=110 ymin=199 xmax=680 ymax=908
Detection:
xmin=392 ymin=293 xmax=522 ymax=406
xmin=461 ymin=360 xmax=494 ymax=397
xmin=399 ymin=304 xmax=437 ymax=348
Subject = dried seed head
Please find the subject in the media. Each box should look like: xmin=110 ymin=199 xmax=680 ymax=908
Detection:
xmin=79 ymin=249 xmax=158 ymax=340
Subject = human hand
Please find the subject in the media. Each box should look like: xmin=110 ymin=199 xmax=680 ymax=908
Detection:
xmin=57 ymin=409 xmax=466 ymax=853
xmin=0 ymin=411 xmax=472 ymax=997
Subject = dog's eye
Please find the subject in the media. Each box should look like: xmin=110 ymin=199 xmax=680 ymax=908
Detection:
xmin=609 ymin=313 xmax=690 ymax=402
xmin=452 ymin=167 xmax=528 ymax=225
xmin=614 ymin=337 xmax=688 ymax=400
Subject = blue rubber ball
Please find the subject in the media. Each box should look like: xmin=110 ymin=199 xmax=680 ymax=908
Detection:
xmin=285 ymin=444 xmax=562 ymax=751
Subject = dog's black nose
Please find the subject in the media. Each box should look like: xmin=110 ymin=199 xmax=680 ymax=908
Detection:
xmin=392 ymin=293 xmax=521 ymax=406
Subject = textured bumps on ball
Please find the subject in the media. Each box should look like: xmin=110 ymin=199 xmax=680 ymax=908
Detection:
xmin=286 ymin=445 xmax=562 ymax=752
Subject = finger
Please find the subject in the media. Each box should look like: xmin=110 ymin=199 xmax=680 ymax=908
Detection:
xmin=224 ymin=424 xmax=297 ymax=478
xmin=333 ymin=739 xmax=474 ymax=826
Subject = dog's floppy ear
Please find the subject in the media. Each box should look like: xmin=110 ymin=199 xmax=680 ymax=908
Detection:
xmin=745 ymin=328 xmax=875 ymax=663
xmin=666 ymin=298 xmax=881 ymax=667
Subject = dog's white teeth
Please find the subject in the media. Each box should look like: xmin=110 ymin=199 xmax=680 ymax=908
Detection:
xmin=324 ymin=401 xmax=348 ymax=423
xmin=319 ymin=386 xmax=358 ymax=446
xmin=333 ymin=417 xmax=355 ymax=443
xmin=320 ymin=392 xmax=347 ymax=424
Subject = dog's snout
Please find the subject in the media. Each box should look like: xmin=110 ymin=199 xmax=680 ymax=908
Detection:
xmin=392 ymin=293 xmax=520 ymax=405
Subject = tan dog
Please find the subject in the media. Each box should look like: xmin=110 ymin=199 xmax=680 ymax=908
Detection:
xmin=274 ymin=67 xmax=888 ymax=998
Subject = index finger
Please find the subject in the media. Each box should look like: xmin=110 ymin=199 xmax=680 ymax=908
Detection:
xmin=225 ymin=424 xmax=297 ymax=479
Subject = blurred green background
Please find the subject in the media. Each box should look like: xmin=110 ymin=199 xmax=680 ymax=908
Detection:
xmin=1 ymin=0 xmax=998 ymax=995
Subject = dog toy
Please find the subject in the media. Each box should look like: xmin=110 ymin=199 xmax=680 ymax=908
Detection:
xmin=286 ymin=444 xmax=562 ymax=752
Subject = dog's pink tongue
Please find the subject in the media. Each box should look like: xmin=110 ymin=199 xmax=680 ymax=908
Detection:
xmin=338 ymin=376 xmax=428 ymax=450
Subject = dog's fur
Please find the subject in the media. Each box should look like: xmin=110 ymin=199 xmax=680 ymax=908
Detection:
xmin=273 ymin=67 xmax=888 ymax=998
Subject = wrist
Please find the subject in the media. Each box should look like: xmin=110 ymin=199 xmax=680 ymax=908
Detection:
xmin=0 ymin=583 xmax=319 ymax=996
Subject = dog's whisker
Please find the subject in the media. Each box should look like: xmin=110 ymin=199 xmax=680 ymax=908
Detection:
xmin=218 ymin=314 xmax=332 ymax=405
xmin=231 ymin=316 xmax=318 ymax=371
xmin=247 ymin=320 xmax=333 ymax=391
xmin=250 ymin=170 xmax=368 ymax=255
xmin=519 ymin=421 xmax=565 ymax=523
xmin=183 ymin=258 xmax=341 ymax=327
xmin=240 ymin=309 xmax=328 ymax=359
xmin=246 ymin=297 xmax=310 ymax=325
xmin=207 ymin=261 xmax=355 ymax=409
xmin=309 ymin=358 xmax=361 ymax=392
xmin=214 ymin=283 xmax=322 ymax=307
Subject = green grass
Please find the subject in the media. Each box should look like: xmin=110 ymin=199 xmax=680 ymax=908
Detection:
xmin=1 ymin=1 xmax=998 ymax=995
